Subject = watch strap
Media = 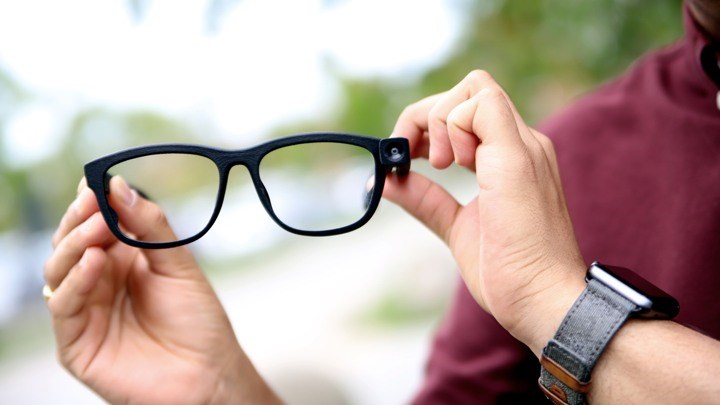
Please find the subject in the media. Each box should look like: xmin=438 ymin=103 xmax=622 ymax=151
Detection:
xmin=539 ymin=278 xmax=639 ymax=404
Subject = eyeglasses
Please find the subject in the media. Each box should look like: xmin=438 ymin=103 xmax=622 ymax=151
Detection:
xmin=84 ymin=133 xmax=410 ymax=249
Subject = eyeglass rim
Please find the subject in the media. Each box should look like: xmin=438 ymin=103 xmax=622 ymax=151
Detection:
xmin=84 ymin=132 xmax=410 ymax=249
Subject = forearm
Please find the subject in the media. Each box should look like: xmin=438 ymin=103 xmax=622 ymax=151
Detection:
xmin=519 ymin=272 xmax=720 ymax=404
xmin=589 ymin=319 xmax=720 ymax=403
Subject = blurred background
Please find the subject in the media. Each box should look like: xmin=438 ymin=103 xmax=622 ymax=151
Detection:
xmin=0 ymin=0 xmax=683 ymax=403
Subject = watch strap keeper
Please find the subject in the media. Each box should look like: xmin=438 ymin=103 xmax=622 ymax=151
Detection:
xmin=539 ymin=278 xmax=638 ymax=404
xmin=539 ymin=341 xmax=592 ymax=404
xmin=540 ymin=352 xmax=591 ymax=394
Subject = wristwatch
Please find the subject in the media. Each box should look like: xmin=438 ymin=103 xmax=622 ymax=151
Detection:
xmin=538 ymin=261 xmax=679 ymax=404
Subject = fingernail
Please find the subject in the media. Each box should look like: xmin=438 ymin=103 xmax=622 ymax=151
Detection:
xmin=71 ymin=188 xmax=90 ymax=214
xmin=76 ymin=177 xmax=87 ymax=195
xmin=116 ymin=177 xmax=136 ymax=206
xmin=366 ymin=175 xmax=376 ymax=192
xmin=69 ymin=196 xmax=81 ymax=215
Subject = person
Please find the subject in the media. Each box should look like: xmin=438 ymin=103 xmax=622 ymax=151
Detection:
xmin=407 ymin=1 xmax=720 ymax=403
xmin=44 ymin=1 xmax=720 ymax=403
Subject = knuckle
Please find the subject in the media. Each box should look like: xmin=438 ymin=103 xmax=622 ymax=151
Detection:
xmin=535 ymin=132 xmax=557 ymax=156
xmin=479 ymin=85 xmax=505 ymax=101
xmin=446 ymin=109 xmax=464 ymax=133
xmin=535 ymin=131 xmax=553 ymax=147
xmin=399 ymin=96 xmax=431 ymax=120
xmin=538 ymin=132 xmax=555 ymax=155
xmin=466 ymin=69 xmax=494 ymax=85
xmin=428 ymin=102 xmax=444 ymax=125
xmin=398 ymin=104 xmax=416 ymax=120
xmin=427 ymin=107 xmax=449 ymax=138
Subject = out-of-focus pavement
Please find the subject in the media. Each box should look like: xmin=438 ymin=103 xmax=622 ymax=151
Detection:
xmin=0 ymin=163 xmax=473 ymax=404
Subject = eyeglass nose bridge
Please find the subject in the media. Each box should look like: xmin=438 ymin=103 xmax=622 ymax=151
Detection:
xmin=215 ymin=153 xmax=278 ymax=223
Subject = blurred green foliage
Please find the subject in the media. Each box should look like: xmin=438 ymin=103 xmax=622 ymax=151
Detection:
xmin=359 ymin=288 xmax=446 ymax=327
xmin=433 ymin=0 xmax=684 ymax=122
xmin=295 ymin=0 xmax=684 ymax=137
xmin=0 ymin=0 xmax=685 ymax=234
xmin=0 ymin=107 xmax=196 ymax=232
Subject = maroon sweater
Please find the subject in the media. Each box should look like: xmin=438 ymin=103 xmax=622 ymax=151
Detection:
xmin=412 ymin=6 xmax=720 ymax=404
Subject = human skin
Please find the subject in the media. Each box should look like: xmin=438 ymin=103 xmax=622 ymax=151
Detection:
xmin=382 ymin=70 xmax=588 ymax=349
xmin=45 ymin=69 xmax=720 ymax=403
xmin=381 ymin=70 xmax=720 ymax=403
xmin=45 ymin=176 xmax=282 ymax=404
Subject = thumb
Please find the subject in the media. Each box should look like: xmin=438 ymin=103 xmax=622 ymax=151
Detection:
xmin=383 ymin=172 xmax=461 ymax=244
xmin=107 ymin=176 xmax=199 ymax=275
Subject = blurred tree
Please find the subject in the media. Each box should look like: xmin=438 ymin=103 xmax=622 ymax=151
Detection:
xmin=38 ymin=108 xmax=199 ymax=223
xmin=420 ymin=0 xmax=684 ymax=123
xmin=295 ymin=0 xmax=684 ymax=137
xmin=0 ymin=68 xmax=28 ymax=231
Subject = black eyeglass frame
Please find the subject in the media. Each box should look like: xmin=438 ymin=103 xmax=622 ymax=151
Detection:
xmin=84 ymin=132 xmax=410 ymax=249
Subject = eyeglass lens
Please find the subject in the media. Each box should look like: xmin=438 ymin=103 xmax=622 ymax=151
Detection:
xmin=260 ymin=142 xmax=376 ymax=232
xmin=106 ymin=142 xmax=377 ymax=244
xmin=108 ymin=153 xmax=220 ymax=244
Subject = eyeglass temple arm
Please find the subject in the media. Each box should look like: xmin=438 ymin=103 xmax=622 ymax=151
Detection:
xmin=103 ymin=172 xmax=153 ymax=201
xmin=379 ymin=138 xmax=410 ymax=176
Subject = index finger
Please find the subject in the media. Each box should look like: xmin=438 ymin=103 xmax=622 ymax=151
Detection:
xmin=390 ymin=93 xmax=444 ymax=159
xmin=52 ymin=182 xmax=100 ymax=248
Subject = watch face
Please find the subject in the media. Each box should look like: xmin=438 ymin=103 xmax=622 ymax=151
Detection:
xmin=586 ymin=262 xmax=680 ymax=319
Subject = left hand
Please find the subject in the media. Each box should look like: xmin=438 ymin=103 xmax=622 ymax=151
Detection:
xmin=44 ymin=177 xmax=279 ymax=404
xmin=383 ymin=70 xmax=586 ymax=353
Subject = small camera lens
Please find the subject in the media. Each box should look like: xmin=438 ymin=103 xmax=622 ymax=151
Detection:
xmin=385 ymin=143 xmax=404 ymax=162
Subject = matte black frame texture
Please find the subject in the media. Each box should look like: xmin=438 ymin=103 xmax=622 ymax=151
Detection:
xmin=84 ymin=132 xmax=410 ymax=249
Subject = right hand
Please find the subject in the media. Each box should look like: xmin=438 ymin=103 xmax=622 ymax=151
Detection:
xmin=44 ymin=176 xmax=280 ymax=404
xmin=382 ymin=70 xmax=586 ymax=353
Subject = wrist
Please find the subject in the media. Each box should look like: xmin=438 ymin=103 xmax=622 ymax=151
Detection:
xmin=210 ymin=349 xmax=283 ymax=405
xmin=537 ymin=261 xmax=681 ymax=404
xmin=509 ymin=263 xmax=587 ymax=357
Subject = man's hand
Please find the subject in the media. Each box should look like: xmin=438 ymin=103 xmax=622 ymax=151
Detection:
xmin=44 ymin=176 xmax=280 ymax=404
xmin=383 ymin=70 xmax=587 ymax=353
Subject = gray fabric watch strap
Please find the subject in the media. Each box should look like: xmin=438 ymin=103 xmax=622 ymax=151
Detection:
xmin=538 ymin=278 xmax=639 ymax=404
